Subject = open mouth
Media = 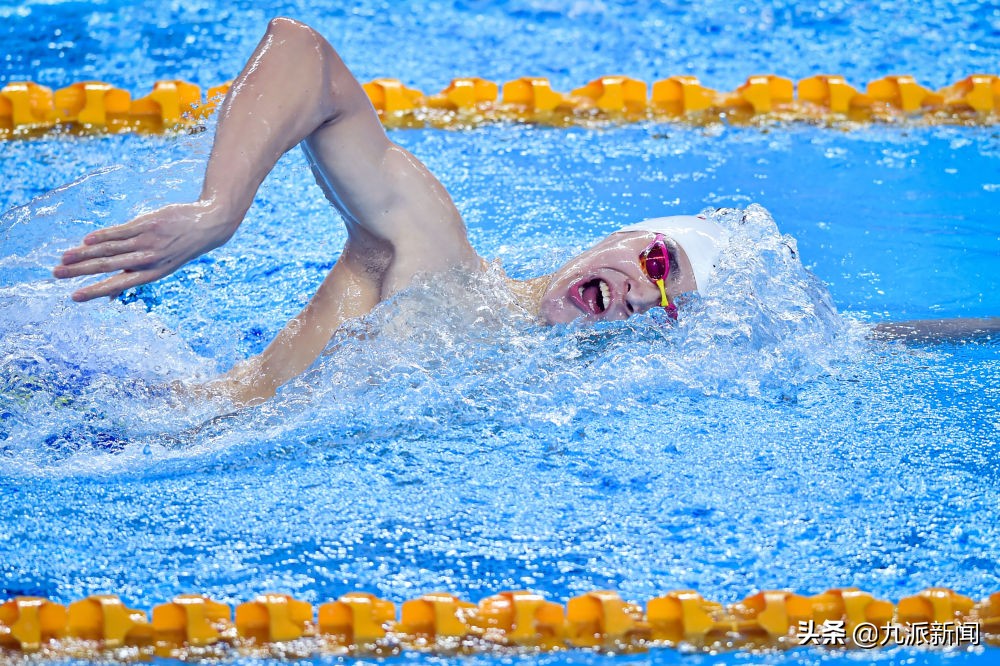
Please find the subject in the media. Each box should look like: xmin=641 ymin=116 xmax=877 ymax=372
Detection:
xmin=572 ymin=277 xmax=611 ymax=315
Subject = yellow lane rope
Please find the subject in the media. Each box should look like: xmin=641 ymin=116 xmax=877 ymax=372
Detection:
xmin=0 ymin=73 xmax=998 ymax=138
xmin=1 ymin=587 xmax=997 ymax=659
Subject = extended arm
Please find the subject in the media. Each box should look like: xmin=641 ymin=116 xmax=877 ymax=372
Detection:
xmin=872 ymin=317 xmax=1000 ymax=343
xmin=207 ymin=238 xmax=381 ymax=405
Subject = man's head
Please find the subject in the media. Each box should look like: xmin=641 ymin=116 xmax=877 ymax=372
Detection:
xmin=537 ymin=215 xmax=729 ymax=325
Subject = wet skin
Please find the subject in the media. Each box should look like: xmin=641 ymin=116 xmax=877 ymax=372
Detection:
xmin=51 ymin=18 xmax=681 ymax=405
xmin=51 ymin=18 xmax=999 ymax=406
xmin=538 ymin=231 xmax=698 ymax=325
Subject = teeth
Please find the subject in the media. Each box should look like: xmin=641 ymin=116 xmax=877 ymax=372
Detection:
xmin=599 ymin=281 xmax=610 ymax=310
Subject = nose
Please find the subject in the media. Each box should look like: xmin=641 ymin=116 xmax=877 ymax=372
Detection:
xmin=625 ymin=278 xmax=662 ymax=316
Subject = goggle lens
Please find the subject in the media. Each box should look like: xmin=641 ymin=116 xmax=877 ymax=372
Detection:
xmin=639 ymin=234 xmax=678 ymax=320
xmin=640 ymin=242 xmax=668 ymax=281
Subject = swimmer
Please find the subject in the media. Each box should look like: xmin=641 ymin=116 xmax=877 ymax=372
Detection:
xmin=52 ymin=18 xmax=998 ymax=405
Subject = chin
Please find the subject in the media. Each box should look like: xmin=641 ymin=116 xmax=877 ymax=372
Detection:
xmin=541 ymin=310 xmax=578 ymax=325
xmin=539 ymin=293 xmax=586 ymax=325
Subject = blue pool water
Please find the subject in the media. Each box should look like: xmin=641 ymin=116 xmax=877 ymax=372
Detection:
xmin=2 ymin=2 xmax=1000 ymax=665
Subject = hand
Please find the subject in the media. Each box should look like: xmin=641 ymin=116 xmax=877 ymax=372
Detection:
xmin=53 ymin=200 xmax=236 ymax=302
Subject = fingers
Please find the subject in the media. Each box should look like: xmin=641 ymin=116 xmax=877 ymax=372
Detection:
xmin=53 ymin=250 xmax=158 ymax=279
xmin=57 ymin=237 xmax=141 ymax=268
xmin=70 ymin=269 xmax=159 ymax=302
xmin=82 ymin=218 xmax=147 ymax=246
xmin=58 ymin=216 xmax=151 ymax=268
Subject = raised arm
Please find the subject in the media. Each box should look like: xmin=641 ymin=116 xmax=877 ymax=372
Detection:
xmin=54 ymin=18 xmax=482 ymax=404
xmin=54 ymin=17 xmax=474 ymax=301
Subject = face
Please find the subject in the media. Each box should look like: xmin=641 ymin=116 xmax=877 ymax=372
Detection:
xmin=539 ymin=231 xmax=667 ymax=324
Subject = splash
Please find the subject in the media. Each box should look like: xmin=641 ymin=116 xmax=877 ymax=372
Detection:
xmin=2 ymin=164 xmax=996 ymax=615
xmin=1 ymin=186 xmax=860 ymax=478
xmin=666 ymin=204 xmax=862 ymax=398
xmin=0 ymin=150 xmax=223 ymax=476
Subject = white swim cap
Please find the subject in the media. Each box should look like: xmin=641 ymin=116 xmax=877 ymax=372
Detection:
xmin=615 ymin=215 xmax=730 ymax=291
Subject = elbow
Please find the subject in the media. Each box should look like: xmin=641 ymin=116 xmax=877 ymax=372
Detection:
xmin=265 ymin=16 xmax=322 ymax=44
xmin=263 ymin=17 xmax=354 ymax=123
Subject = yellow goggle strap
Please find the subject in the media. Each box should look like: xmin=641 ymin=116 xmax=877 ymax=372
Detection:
xmin=656 ymin=278 xmax=670 ymax=308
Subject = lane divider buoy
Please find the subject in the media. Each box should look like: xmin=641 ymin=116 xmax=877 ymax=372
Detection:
xmin=0 ymin=73 xmax=997 ymax=138
xmin=0 ymin=587 xmax=997 ymax=659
